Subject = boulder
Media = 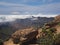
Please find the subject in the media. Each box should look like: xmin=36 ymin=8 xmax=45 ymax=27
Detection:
xmin=11 ymin=28 xmax=38 ymax=44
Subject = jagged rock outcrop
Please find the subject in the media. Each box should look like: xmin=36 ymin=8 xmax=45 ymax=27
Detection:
xmin=4 ymin=28 xmax=39 ymax=45
xmin=55 ymin=15 xmax=60 ymax=22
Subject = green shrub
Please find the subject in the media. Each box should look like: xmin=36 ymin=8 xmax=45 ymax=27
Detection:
xmin=54 ymin=33 xmax=60 ymax=45
xmin=37 ymin=27 xmax=57 ymax=45
xmin=37 ymin=34 xmax=54 ymax=45
xmin=0 ymin=39 xmax=3 ymax=45
xmin=58 ymin=23 xmax=60 ymax=26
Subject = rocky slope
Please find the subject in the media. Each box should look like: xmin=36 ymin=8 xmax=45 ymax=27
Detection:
xmin=45 ymin=15 xmax=60 ymax=33
xmin=1 ymin=15 xmax=60 ymax=45
xmin=3 ymin=15 xmax=60 ymax=45
xmin=0 ymin=17 xmax=54 ymax=42
xmin=4 ymin=27 xmax=38 ymax=45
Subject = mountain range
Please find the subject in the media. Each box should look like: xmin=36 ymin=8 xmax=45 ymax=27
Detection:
xmin=0 ymin=16 xmax=54 ymax=41
xmin=3 ymin=15 xmax=60 ymax=45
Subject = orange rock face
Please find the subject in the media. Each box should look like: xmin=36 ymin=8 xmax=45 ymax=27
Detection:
xmin=11 ymin=28 xmax=38 ymax=44
xmin=4 ymin=27 xmax=39 ymax=45
xmin=55 ymin=15 xmax=60 ymax=22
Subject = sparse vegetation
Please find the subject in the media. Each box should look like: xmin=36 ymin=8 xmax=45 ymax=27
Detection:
xmin=37 ymin=27 xmax=57 ymax=45
xmin=0 ymin=15 xmax=60 ymax=45
xmin=58 ymin=23 xmax=60 ymax=26
xmin=0 ymin=39 xmax=3 ymax=45
xmin=54 ymin=33 xmax=60 ymax=45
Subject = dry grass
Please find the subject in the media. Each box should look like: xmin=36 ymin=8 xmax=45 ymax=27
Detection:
xmin=55 ymin=25 xmax=60 ymax=34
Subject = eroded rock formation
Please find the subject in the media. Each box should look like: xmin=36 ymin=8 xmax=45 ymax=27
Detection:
xmin=4 ymin=28 xmax=39 ymax=45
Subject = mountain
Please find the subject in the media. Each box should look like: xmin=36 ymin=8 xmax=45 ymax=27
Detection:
xmin=4 ymin=15 xmax=60 ymax=45
xmin=0 ymin=16 xmax=54 ymax=42
xmin=3 ymin=15 xmax=60 ymax=45
xmin=0 ymin=16 xmax=54 ymax=29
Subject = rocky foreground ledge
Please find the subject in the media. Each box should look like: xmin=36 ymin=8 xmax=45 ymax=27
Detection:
xmin=4 ymin=28 xmax=40 ymax=45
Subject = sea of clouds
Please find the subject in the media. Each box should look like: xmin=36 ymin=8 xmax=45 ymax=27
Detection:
xmin=0 ymin=14 xmax=57 ymax=22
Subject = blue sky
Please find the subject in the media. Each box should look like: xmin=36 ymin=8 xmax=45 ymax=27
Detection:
xmin=0 ymin=0 xmax=60 ymax=15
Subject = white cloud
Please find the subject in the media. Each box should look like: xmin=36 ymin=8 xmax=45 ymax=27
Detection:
xmin=11 ymin=12 xmax=20 ymax=15
xmin=0 ymin=2 xmax=25 ymax=6
xmin=42 ymin=0 xmax=53 ymax=3
xmin=0 ymin=1 xmax=60 ymax=15
xmin=0 ymin=15 xmax=31 ymax=22
xmin=0 ymin=14 xmax=58 ymax=22
xmin=48 ymin=0 xmax=53 ymax=2
xmin=42 ymin=0 xmax=46 ymax=3
xmin=18 ymin=0 xmax=53 ymax=3
xmin=19 ymin=0 xmax=40 ymax=3
xmin=18 ymin=0 xmax=53 ymax=4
